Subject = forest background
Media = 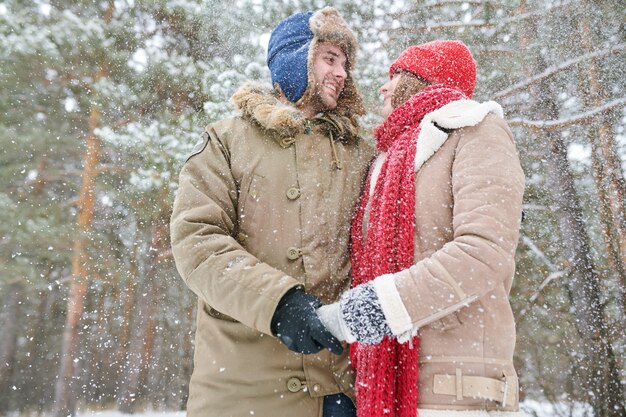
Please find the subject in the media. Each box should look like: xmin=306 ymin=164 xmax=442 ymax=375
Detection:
xmin=0 ymin=0 xmax=625 ymax=416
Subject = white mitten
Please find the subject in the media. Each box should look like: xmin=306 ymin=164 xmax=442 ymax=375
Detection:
xmin=316 ymin=303 xmax=356 ymax=343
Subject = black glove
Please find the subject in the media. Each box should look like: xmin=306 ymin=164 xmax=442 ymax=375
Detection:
xmin=271 ymin=288 xmax=343 ymax=355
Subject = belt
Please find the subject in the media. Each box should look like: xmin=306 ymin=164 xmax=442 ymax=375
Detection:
xmin=433 ymin=369 xmax=517 ymax=408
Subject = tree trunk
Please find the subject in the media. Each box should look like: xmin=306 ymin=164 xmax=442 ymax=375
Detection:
xmin=117 ymin=217 xmax=166 ymax=413
xmin=53 ymin=104 xmax=102 ymax=417
xmin=577 ymin=0 xmax=626 ymax=313
xmin=116 ymin=243 xmax=138 ymax=392
xmin=85 ymin=283 xmax=107 ymax=403
xmin=519 ymin=3 xmax=626 ymax=415
xmin=0 ymin=281 xmax=23 ymax=411
xmin=24 ymin=287 xmax=53 ymax=410
xmin=179 ymin=302 xmax=195 ymax=410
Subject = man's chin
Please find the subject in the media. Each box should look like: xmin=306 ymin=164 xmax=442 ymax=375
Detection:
xmin=321 ymin=95 xmax=339 ymax=111
xmin=307 ymin=91 xmax=340 ymax=114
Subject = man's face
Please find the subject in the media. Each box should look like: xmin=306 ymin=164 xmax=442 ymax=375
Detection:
xmin=300 ymin=42 xmax=347 ymax=117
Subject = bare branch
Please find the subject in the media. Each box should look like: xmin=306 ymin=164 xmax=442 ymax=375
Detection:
xmin=476 ymin=46 xmax=516 ymax=56
xmin=423 ymin=0 xmax=485 ymax=6
xmin=495 ymin=43 xmax=626 ymax=100
xmin=508 ymin=97 xmax=626 ymax=132
xmin=522 ymin=236 xmax=560 ymax=273
xmin=518 ymin=236 xmax=568 ymax=316
xmin=397 ymin=19 xmax=493 ymax=32
xmin=397 ymin=1 xmax=573 ymax=32
xmin=97 ymin=165 xmax=130 ymax=174
xmin=523 ymin=203 xmax=550 ymax=211
xmin=529 ymin=270 xmax=568 ymax=303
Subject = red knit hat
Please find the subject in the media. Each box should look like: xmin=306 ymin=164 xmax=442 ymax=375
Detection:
xmin=389 ymin=40 xmax=476 ymax=98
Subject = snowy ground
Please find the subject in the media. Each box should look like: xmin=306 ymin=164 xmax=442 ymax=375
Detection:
xmin=67 ymin=400 xmax=592 ymax=417
xmin=521 ymin=400 xmax=593 ymax=417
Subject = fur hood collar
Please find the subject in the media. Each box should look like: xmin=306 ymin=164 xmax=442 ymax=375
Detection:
xmin=230 ymin=81 xmax=360 ymax=143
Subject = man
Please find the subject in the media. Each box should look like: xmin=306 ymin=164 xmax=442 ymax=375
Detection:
xmin=170 ymin=7 xmax=374 ymax=417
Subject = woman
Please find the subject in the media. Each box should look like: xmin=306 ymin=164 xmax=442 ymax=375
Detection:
xmin=318 ymin=40 xmax=526 ymax=417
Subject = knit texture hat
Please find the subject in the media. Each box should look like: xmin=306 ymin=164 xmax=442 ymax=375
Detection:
xmin=266 ymin=7 xmax=365 ymax=116
xmin=267 ymin=11 xmax=314 ymax=103
xmin=389 ymin=40 xmax=476 ymax=98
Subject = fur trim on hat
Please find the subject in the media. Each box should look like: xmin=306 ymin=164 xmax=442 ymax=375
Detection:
xmin=231 ymin=81 xmax=360 ymax=142
xmin=297 ymin=7 xmax=366 ymax=120
xmin=310 ymin=7 xmax=357 ymax=66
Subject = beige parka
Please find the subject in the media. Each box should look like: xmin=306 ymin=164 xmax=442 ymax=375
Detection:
xmin=170 ymin=83 xmax=374 ymax=417
xmin=363 ymin=100 xmax=526 ymax=412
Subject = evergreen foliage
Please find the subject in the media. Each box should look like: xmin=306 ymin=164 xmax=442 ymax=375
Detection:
xmin=0 ymin=0 xmax=624 ymax=415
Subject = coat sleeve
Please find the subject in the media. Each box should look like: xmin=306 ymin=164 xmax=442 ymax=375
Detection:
xmin=170 ymin=125 xmax=301 ymax=335
xmin=392 ymin=115 xmax=525 ymax=329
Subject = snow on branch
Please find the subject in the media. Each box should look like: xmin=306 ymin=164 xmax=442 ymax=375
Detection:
xmin=495 ymin=43 xmax=626 ymax=100
xmin=521 ymin=236 xmax=560 ymax=273
xmin=508 ymin=97 xmax=626 ymax=132
xmin=387 ymin=1 xmax=484 ymax=19
xmin=519 ymin=236 xmax=568 ymax=316
xmin=399 ymin=1 xmax=573 ymax=32
xmin=423 ymin=0 xmax=485 ymax=6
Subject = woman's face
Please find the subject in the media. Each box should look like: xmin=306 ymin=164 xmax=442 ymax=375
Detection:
xmin=380 ymin=72 xmax=402 ymax=119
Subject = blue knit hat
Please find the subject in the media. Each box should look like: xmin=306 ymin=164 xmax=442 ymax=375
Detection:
xmin=267 ymin=11 xmax=314 ymax=103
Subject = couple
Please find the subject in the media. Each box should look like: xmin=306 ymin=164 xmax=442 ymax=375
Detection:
xmin=170 ymin=6 xmax=525 ymax=417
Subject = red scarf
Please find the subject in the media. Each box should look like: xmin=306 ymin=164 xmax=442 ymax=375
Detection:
xmin=350 ymin=85 xmax=467 ymax=417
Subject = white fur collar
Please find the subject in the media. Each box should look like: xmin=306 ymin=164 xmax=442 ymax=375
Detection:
xmin=414 ymin=99 xmax=503 ymax=171
xmin=369 ymin=100 xmax=503 ymax=195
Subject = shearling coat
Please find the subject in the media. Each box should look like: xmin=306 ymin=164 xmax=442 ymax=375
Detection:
xmin=367 ymin=100 xmax=525 ymax=412
xmin=170 ymin=83 xmax=374 ymax=417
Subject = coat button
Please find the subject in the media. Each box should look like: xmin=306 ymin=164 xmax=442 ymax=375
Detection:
xmin=286 ymin=187 xmax=301 ymax=200
xmin=287 ymin=247 xmax=302 ymax=260
xmin=312 ymin=383 xmax=320 ymax=392
xmin=287 ymin=377 xmax=303 ymax=392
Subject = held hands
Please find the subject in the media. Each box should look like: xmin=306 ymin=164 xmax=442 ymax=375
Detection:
xmin=271 ymin=289 xmax=343 ymax=355
xmin=317 ymin=283 xmax=394 ymax=345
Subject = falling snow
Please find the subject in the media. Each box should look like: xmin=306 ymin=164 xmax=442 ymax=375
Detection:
xmin=1 ymin=0 xmax=625 ymax=416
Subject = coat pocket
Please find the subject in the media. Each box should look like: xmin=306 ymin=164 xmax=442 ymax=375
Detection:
xmin=203 ymin=303 xmax=239 ymax=323
xmin=238 ymin=173 xmax=264 ymax=236
xmin=424 ymin=312 xmax=462 ymax=331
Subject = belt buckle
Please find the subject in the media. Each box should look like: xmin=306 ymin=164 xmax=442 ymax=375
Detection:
xmin=501 ymin=380 xmax=509 ymax=408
